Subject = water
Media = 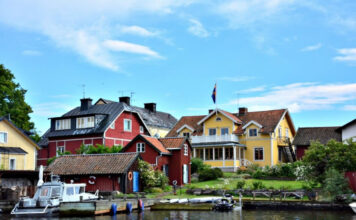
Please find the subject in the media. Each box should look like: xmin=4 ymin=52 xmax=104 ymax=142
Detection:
xmin=1 ymin=210 xmax=355 ymax=220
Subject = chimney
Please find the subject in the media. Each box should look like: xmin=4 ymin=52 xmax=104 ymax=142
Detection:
xmin=209 ymin=109 xmax=214 ymax=114
xmin=144 ymin=103 xmax=156 ymax=113
xmin=80 ymin=98 xmax=92 ymax=111
xmin=119 ymin=96 xmax=130 ymax=106
xmin=239 ymin=107 xmax=248 ymax=116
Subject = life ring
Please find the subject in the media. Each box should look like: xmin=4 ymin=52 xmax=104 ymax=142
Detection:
xmin=88 ymin=176 xmax=96 ymax=185
xmin=128 ymin=172 xmax=133 ymax=181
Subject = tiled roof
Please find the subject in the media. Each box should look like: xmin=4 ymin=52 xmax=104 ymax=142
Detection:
xmin=0 ymin=146 xmax=27 ymax=154
xmin=220 ymin=110 xmax=242 ymax=123
xmin=141 ymin=135 xmax=170 ymax=154
xmin=292 ymin=127 xmax=341 ymax=146
xmin=159 ymin=137 xmax=186 ymax=149
xmin=166 ymin=115 xmax=205 ymax=137
xmin=235 ymin=109 xmax=287 ymax=135
xmin=46 ymin=153 xmax=139 ymax=175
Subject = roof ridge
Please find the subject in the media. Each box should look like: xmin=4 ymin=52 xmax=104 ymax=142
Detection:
xmin=159 ymin=136 xmax=185 ymax=139
xmin=61 ymin=152 xmax=138 ymax=157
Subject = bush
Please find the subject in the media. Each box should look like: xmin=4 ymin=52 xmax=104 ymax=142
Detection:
xmin=246 ymin=164 xmax=260 ymax=175
xmin=236 ymin=180 xmax=246 ymax=189
xmin=199 ymin=168 xmax=221 ymax=181
xmin=138 ymin=160 xmax=168 ymax=189
xmin=252 ymin=181 xmax=265 ymax=190
xmin=322 ymin=168 xmax=351 ymax=201
xmin=191 ymin=158 xmax=211 ymax=173
xmin=212 ymin=168 xmax=223 ymax=178
xmin=144 ymin=187 xmax=163 ymax=193
xmin=237 ymin=173 xmax=251 ymax=179
xmin=252 ymin=169 xmax=264 ymax=179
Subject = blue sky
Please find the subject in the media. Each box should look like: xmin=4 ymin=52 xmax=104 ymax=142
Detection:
xmin=0 ymin=0 xmax=355 ymax=135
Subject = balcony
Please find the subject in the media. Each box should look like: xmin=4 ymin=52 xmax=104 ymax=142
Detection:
xmin=277 ymin=136 xmax=291 ymax=146
xmin=191 ymin=134 xmax=239 ymax=144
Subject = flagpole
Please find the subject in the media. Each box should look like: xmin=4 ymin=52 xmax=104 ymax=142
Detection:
xmin=215 ymin=82 xmax=218 ymax=117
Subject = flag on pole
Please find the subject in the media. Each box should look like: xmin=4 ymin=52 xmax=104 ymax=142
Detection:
xmin=211 ymin=83 xmax=216 ymax=104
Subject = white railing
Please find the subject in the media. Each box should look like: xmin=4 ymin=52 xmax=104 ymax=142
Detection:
xmin=191 ymin=134 xmax=239 ymax=144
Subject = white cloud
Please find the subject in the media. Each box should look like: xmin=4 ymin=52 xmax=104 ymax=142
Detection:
xmin=227 ymin=82 xmax=356 ymax=113
xmin=22 ymin=50 xmax=42 ymax=56
xmin=343 ymin=105 xmax=356 ymax=111
xmin=187 ymin=19 xmax=209 ymax=38
xmin=33 ymin=102 xmax=73 ymax=117
xmin=334 ymin=48 xmax=356 ymax=63
xmin=219 ymin=76 xmax=256 ymax=82
xmin=301 ymin=43 xmax=322 ymax=52
xmin=237 ymin=86 xmax=266 ymax=94
xmin=119 ymin=25 xmax=158 ymax=37
xmin=103 ymin=40 xmax=162 ymax=58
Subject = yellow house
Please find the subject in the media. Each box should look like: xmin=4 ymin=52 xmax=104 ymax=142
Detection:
xmin=0 ymin=117 xmax=40 ymax=170
xmin=166 ymin=107 xmax=296 ymax=171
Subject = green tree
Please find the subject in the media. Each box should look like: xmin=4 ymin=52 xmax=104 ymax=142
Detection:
xmin=0 ymin=64 xmax=34 ymax=131
xmin=76 ymin=144 xmax=122 ymax=154
xmin=323 ymin=168 xmax=351 ymax=201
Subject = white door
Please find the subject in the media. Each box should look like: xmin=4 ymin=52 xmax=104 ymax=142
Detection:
xmin=183 ymin=164 xmax=188 ymax=184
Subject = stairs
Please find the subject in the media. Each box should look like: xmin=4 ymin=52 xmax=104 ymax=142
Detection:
xmin=279 ymin=137 xmax=296 ymax=162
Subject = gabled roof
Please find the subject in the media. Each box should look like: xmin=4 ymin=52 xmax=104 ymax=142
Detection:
xmin=42 ymin=101 xmax=150 ymax=139
xmin=166 ymin=115 xmax=205 ymax=137
xmin=292 ymin=127 xmax=341 ymax=146
xmin=197 ymin=109 xmax=241 ymax=125
xmin=242 ymin=120 xmax=263 ymax=129
xmin=0 ymin=117 xmax=40 ymax=150
xmin=159 ymin=137 xmax=191 ymax=150
xmin=0 ymin=146 xmax=27 ymax=154
xmin=336 ymin=119 xmax=356 ymax=132
xmin=46 ymin=153 xmax=140 ymax=175
xmin=176 ymin=124 xmax=195 ymax=133
xmin=122 ymin=134 xmax=171 ymax=154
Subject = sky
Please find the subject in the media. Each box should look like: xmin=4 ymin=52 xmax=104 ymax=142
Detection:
xmin=0 ymin=0 xmax=355 ymax=135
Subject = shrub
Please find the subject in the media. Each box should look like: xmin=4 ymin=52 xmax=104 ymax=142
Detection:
xmin=191 ymin=158 xmax=211 ymax=173
xmin=237 ymin=173 xmax=251 ymax=179
xmin=236 ymin=180 xmax=246 ymax=189
xmin=252 ymin=169 xmax=264 ymax=179
xmin=212 ymin=168 xmax=223 ymax=178
xmin=322 ymin=168 xmax=351 ymax=201
xmin=252 ymin=181 xmax=264 ymax=190
xmin=144 ymin=187 xmax=163 ymax=193
xmin=246 ymin=164 xmax=260 ymax=175
xmin=199 ymin=168 xmax=220 ymax=181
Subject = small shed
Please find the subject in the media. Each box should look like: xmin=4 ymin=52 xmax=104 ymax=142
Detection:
xmin=46 ymin=153 xmax=141 ymax=193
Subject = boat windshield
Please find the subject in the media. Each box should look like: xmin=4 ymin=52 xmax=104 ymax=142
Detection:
xmin=40 ymin=187 xmax=51 ymax=197
xmin=66 ymin=187 xmax=74 ymax=196
xmin=52 ymin=187 xmax=61 ymax=197
xmin=75 ymin=186 xmax=85 ymax=194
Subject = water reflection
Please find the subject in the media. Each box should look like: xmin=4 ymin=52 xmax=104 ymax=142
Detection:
xmin=2 ymin=210 xmax=355 ymax=220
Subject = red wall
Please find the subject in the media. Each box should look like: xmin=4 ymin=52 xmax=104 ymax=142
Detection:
xmin=124 ymin=139 xmax=161 ymax=166
xmin=296 ymin=146 xmax=308 ymax=160
xmin=345 ymin=171 xmax=356 ymax=193
xmin=169 ymin=142 xmax=191 ymax=186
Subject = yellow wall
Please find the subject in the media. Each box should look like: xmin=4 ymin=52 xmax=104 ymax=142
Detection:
xmin=203 ymin=112 xmax=235 ymax=136
xmin=272 ymin=115 xmax=295 ymax=165
xmin=178 ymin=127 xmax=193 ymax=137
xmin=0 ymin=121 xmax=38 ymax=170
xmin=148 ymin=126 xmax=171 ymax=138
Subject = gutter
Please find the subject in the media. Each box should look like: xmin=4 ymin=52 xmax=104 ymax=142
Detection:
xmin=155 ymin=152 xmax=163 ymax=167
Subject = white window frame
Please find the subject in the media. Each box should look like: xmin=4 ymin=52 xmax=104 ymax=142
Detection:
xmin=55 ymin=119 xmax=71 ymax=130
xmin=221 ymin=127 xmax=229 ymax=135
xmin=209 ymin=128 xmax=216 ymax=136
xmin=285 ymin=128 xmax=289 ymax=138
xmin=136 ymin=143 xmax=145 ymax=153
xmin=278 ymin=126 xmax=282 ymax=138
xmin=124 ymin=119 xmax=132 ymax=132
xmin=253 ymin=147 xmax=264 ymax=161
xmin=183 ymin=132 xmax=190 ymax=138
xmin=0 ymin=132 xmax=8 ymax=143
xmin=249 ymin=128 xmax=258 ymax=137
xmin=184 ymin=144 xmax=188 ymax=156
xmin=9 ymin=158 xmax=16 ymax=170
xmin=76 ymin=116 xmax=94 ymax=129
xmin=56 ymin=146 xmax=65 ymax=156
xmin=140 ymin=126 xmax=144 ymax=133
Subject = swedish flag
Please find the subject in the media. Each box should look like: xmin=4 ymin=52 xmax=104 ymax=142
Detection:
xmin=211 ymin=83 xmax=216 ymax=104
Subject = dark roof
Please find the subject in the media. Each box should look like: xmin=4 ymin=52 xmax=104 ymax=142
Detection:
xmin=336 ymin=119 xmax=356 ymax=132
xmin=131 ymin=106 xmax=177 ymax=129
xmin=38 ymin=129 xmax=50 ymax=147
xmin=45 ymin=102 xmax=143 ymax=138
xmin=0 ymin=117 xmax=40 ymax=149
xmin=166 ymin=115 xmax=205 ymax=137
xmin=0 ymin=146 xmax=27 ymax=154
xmin=292 ymin=127 xmax=341 ymax=146
xmin=46 ymin=153 xmax=139 ymax=175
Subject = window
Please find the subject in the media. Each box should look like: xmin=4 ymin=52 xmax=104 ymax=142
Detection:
xmin=140 ymin=126 xmax=144 ymax=133
xmin=221 ymin=128 xmax=229 ymax=135
xmin=216 ymin=117 xmax=222 ymax=122
xmin=196 ymin=148 xmax=204 ymax=160
xmin=56 ymin=146 xmax=65 ymax=156
xmin=55 ymin=119 xmax=71 ymax=130
xmin=76 ymin=116 xmax=94 ymax=129
xmin=285 ymin=128 xmax=289 ymax=138
xmin=225 ymin=147 xmax=233 ymax=160
xmin=40 ymin=186 xmax=51 ymax=197
xmin=278 ymin=147 xmax=283 ymax=162
xmin=249 ymin=128 xmax=257 ymax=137
xmin=52 ymin=187 xmax=61 ymax=197
xmin=209 ymin=128 xmax=216 ymax=136
xmin=278 ymin=126 xmax=282 ymax=138
xmin=254 ymin=147 xmax=264 ymax=161
xmin=9 ymin=158 xmax=16 ymax=170
xmin=124 ymin=119 xmax=132 ymax=132
xmin=136 ymin=143 xmax=145 ymax=152
xmin=205 ymin=148 xmax=213 ymax=160
xmin=0 ymin=132 xmax=7 ymax=143
xmin=110 ymin=122 xmax=115 ymax=129
xmin=214 ymin=148 xmax=223 ymax=160
xmin=184 ymin=144 xmax=188 ymax=156
xmin=66 ymin=187 xmax=74 ymax=196
xmin=183 ymin=132 xmax=190 ymax=138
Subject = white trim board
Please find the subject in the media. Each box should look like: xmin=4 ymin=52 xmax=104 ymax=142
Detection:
xmin=242 ymin=120 xmax=263 ymax=129
xmin=177 ymin=124 xmax=195 ymax=133
xmin=197 ymin=109 xmax=239 ymax=125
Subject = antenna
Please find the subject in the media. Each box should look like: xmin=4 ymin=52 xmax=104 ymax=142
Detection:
xmin=82 ymin=84 xmax=86 ymax=98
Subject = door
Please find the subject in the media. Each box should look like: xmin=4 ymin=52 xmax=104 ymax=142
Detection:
xmin=133 ymin=171 xmax=139 ymax=192
xmin=183 ymin=164 xmax=188 ymax=184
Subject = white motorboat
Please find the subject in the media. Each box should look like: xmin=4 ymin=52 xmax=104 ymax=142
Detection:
xmin=11 ymin=166 xmax=98 ymax=216
xmin=350 ymin=202 xmax=356 ymax=214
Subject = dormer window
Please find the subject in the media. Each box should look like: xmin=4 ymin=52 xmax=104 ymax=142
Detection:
xmin=183 ymin=132 xmax=190 ymax=138
xmin=55 ymin=119 xmax=71 ymax=130
xmin=249 ymin=128 xmax=257 ymax=137
xmin=216 ymin=117 xmax=222 ymax=122
xmin=76 ymin=116 xmax=94 ymax=129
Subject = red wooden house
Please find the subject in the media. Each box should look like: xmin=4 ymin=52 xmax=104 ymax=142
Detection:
xmin=122 ymin=134 xmax=192 ymax=186
xmin=37 ymin=98 xmax=150 ymax=166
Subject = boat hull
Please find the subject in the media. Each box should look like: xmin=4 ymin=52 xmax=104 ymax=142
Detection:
xmin=11 ymin=204 xmax=59 ymax=217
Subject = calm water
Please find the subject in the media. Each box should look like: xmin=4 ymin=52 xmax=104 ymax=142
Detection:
xmin=1 ymin=210 xmax=355 ymax=220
